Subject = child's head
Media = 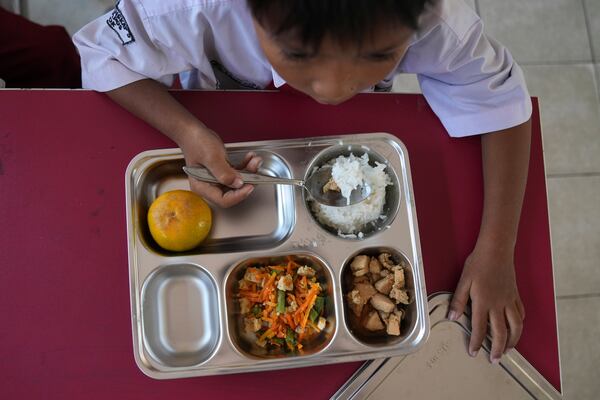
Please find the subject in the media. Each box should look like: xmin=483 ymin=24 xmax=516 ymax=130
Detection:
xmin=248 ymin=0 xmax=430 ymax=104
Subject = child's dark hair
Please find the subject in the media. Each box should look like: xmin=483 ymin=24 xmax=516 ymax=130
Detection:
xmin=247 ymin=0 xmax=431 ymax=49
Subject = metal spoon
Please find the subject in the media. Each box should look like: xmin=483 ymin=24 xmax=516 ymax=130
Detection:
xmin=182 ymin=165 xmax=371 ymax=207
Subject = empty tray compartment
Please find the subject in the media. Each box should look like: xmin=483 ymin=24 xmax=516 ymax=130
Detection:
xmin=141 ymin=263 xmax=220 ymax=367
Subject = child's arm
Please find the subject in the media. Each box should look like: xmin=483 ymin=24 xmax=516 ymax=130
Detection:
xmin=448 ymin=119 xmax=531 ymax=363
xmin=108 ymin=79 xmax=260 ymax=207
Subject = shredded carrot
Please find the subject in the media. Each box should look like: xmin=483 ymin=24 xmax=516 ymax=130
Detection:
xmin=259 ymin=273 xmax=277 ymax=302
xmin=237 ymin=260 xmax=323 ymax=353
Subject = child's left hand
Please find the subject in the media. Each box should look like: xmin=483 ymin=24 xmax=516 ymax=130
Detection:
xmin=448 ymin=243 xmax=525 ymax=364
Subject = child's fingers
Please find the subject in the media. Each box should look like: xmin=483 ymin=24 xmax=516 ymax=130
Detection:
xmin=448 ymin=276 xmax=470 ymax=321
xmin=468 ymin=302 xmax=487 ymax=358
xmin=489 ymin=309 xmax=508 ymax=364
xmin=246 ymin=155 xmax=263 ymax=173
xmin=504 ymin=306 xmax=523 ymax=351
xmin=205 ymin=156 xmax=243 ymax=189
xmin=189 ymin=178 xmax=254 ymax=208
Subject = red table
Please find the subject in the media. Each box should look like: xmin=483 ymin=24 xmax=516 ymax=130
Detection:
xmin=0 ymin=90 xmax=559 ymax=398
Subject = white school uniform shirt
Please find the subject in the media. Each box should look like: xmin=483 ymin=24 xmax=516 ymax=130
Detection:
xmin=73 ymin=0 xmax=532 ymax=137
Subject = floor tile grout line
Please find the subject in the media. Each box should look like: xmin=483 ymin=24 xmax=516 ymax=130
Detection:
xmin=581 ymin=0 xmax=598 ymax=63
xmin=547 ymin=172 xmax=600 ymax=178
xmin=557 ymin=293 xmax=600 ymax=300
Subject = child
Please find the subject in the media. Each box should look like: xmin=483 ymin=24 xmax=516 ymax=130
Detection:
xmin=74 ymin=0 xmax=529 ymax=364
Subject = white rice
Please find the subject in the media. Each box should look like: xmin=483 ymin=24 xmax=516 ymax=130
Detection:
xmin=310 ymin=153 xmax=392 ymax=235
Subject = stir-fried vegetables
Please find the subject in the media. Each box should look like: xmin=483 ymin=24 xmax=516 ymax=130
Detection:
xmin=237 ymin=258 xmax=327 ymax=352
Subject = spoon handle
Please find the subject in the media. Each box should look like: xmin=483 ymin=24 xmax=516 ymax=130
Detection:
xmin=183 ymin=166 xmax=304 ymax=186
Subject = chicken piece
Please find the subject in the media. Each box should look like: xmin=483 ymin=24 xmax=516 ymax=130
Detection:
xmin=244 ymin=317 xmax=262 ymax=333
xmin=243 ymin=268 xmax=263 ymax=283
xmin=286 ymin=299 xmax=298 ymax=313
xmin=317 ymin=317 xmax=327 ymax=331
xmin=378 ymin=311 xmax=390 ymax=323
xmin=369 ymin=257 xmax=382 ymax=275
xmin=349 ymin=301 xmax=364 ymax=317
xmin=238 ymin=279 xmax=253 ymax=291
xmin=364 ymin=311 xmax=385 ymax=331
xmin=322 ymin=178 xmax=340 ymax=193
xmin=389 ymin=286 xmax=410 ymax=305
xmin=370 ymin=293 xmax=396 ymax=313
xmin=354 ymin=282 xmax=377 ymax=302
xmin=297 ymin=266 xmax=316 ymax=277
xmin=378 ymin=253 xmax=395 ymax=270
xmin=393 ymin=267 xmax=405 ymax=288
xmin=386 ymin=313 xmax=401 ymax=336
xmin=374 ymin=275 xmax=394 ymax=295
xmin=350 ymin=255 xmax=370 ymax=277
xmin=348 ymin=289 xmax=364 ymax=305
xmin=380 ymin=269 xmax=391 ymax=277
xmin=393 ymin=308 xmax=405 ymax=321
xmin=239 ymin=297 xmax=252 ymax=314
xmin=353 ymin=275 xmax=371 ymax=285
xmin=347 ymin=289 xmax=365 ymax=317
xmin=277 ymin=274 xmax=294 ymax=291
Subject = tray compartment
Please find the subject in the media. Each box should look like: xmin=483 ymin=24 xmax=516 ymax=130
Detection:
xmin=133 ymin=151 xmax=295 ymax=255
xmin=141 ymin=263 xmax=220 ymax=367
xmin=303 ymin=144 xmax=400 ymax=239
xmin=341 ymin=247 xmax=417 ymax=347
xmin=224 ymin=253 xmax=337 ymax=359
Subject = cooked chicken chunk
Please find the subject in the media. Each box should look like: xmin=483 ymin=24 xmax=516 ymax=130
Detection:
xmin=322 ymin=178 xmax=340 ymax=193
xmin=277 ymin=274 xmax=294 ymax=291
xmin=369 ymin=257 xmax=382 ymax=275
xmin=297 ymin=266 xmax=316 ymax=277
xmin=348 ymin=289 xmax=363 ymax=305
xmin=364 ymin=310 xmax=385 ymax=331
xmin=386 ymin=313 xmax=401 ymax=336
xmin=370 ymin=293 xmax=396 ymax=313
xmin=393 ymin=308 xmax=405 ymax=321
xmin=374 ymin=275 xmax=394 ymax=295
xmin=348 ymin=289 xmax=365 ymax=317
xmin=378 ymin=311 xmax=390 ymax=323
xmin=349 ymin=301 xmax=364 ymax=317
xmin=389 ymin=286 xmax=410 ymax=305
xmin=380 ymin=269 xmax=391 ymax=277
xmin=354 ymin=282 xmax=377 ymax=302
xmin=243 ymin=268 xmax=263 ymax=283
xmin=353 ymin=275 xmax=371 ymax=285
xmin=286 ymin=299 xmax=298 ymax=313
xmin=393 ymin=267 xmax=405 ymax=288
xmin=239 ymin=297 xmax=252 ymax=314
xmin=238 ymin=279 xmax=253 ymax=291
xmin=350 ymin=255 xmax=370 ymax=277
xmin=317 ymin=317 xmax=327 ymax=331
xmin=378 ymin=253 xmax=395 ymax=270
xmin=244 ymin=317 xmax=262 ymax=334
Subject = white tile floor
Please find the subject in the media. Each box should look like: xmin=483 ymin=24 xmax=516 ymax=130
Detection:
xmin=14 ymin=0 xmax=600 ymax=398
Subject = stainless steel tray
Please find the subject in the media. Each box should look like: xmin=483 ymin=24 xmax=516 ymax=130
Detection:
xmin=332 ymin=292 xmax=563 ymax=400
xmin=125 ymin=133 xmax=429 ymax=379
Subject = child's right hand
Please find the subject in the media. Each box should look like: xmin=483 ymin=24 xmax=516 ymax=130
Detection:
xmin=179 ymin=127 xmax=262 ymax=208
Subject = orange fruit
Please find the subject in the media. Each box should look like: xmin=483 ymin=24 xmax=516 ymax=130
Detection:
xmin=147 ymin=190 xmax=212 ymax=251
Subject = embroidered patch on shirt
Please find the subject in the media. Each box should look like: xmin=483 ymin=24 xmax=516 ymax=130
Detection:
xmin=106 ymin=1 xmax=135 ymax=45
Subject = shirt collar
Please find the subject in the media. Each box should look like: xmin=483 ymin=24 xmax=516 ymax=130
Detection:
xmin=271 ymin=66 xmax=287 ymax=88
